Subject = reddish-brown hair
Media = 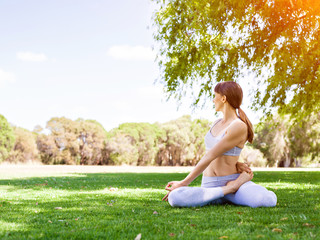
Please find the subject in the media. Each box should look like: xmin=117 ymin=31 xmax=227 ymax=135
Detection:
xmin=214 ymin=81 xmax=254 ymax=143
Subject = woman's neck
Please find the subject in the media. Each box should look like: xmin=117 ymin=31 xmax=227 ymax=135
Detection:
xmin=221 ymin=106 xmax=238 ymax=123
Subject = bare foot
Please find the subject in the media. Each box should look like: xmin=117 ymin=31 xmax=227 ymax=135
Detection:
xmin=223 ymin=172 xmax=254 ymax=195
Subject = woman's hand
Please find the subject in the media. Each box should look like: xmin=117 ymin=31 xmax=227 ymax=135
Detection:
xmin=162 ymin=181 xmax=187 ymax=201
xmin=236 ymin=162 xmax=252 ymax=174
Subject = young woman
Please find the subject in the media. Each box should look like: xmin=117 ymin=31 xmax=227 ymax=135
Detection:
xmin=162 ymin=81 xmax=277 ymax=208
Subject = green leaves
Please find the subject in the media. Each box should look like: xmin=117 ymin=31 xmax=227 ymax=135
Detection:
xmin=0 ymin=114 xmax=15 ymax=162
xmin=153 ymin=0 xmax=320 ymax=121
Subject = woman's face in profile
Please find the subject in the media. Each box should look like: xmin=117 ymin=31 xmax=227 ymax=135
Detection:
xmin=213 ymin=92 xmax=224 ymax=111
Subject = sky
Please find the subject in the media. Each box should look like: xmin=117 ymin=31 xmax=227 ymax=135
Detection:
xmin=0 ymin=0 xmax=262 ymax=132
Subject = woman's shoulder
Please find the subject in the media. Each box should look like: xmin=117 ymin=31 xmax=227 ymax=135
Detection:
xmin=228 ymin=119 xmax=247 ymax=135
xmin=234 ymin=118 xmax=247 ymax=127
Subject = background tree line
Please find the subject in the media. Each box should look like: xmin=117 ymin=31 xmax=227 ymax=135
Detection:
xmin=0 ymin=113 xmax=319 ymax=167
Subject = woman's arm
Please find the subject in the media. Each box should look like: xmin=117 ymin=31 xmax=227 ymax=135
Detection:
xmin=181 ymin=121 xmax=247 ymax=185
xmin=162 ymin=121 xmax=247 ymax=201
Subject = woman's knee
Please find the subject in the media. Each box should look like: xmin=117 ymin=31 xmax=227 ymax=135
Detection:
xmin=265 ymin=190 xmax=277 ymax=207
xmin=168 ymin=188 xmax=183 ymax=207
xmin=248 ymin=190 xmax=277 ymax=208
xmin=236 ymin=183 xmax=277 ymax=208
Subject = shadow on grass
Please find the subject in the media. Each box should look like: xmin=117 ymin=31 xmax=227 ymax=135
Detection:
xmin=0 ymin=173 xmax=194 ymax=192
xmin=253 ymin=171 xmax=320 ymax=184
xmin=1 ymin=171 xmax=319 ymax=192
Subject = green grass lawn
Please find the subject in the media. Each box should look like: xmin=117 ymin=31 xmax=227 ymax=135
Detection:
xmin=0 ymin=170 xmax=319 ymax=239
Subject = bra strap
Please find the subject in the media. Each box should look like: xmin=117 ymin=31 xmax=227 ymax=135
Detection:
xmin=210 ymin=118 xmax=222 ymax=131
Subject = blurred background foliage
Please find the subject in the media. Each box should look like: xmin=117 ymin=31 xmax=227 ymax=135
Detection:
xmin=0 ymin=113 xmax=319 ymax=167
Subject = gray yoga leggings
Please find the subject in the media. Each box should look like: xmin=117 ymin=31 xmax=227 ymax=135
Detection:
xmin=168 ymin=174 xmax=277 ymax=208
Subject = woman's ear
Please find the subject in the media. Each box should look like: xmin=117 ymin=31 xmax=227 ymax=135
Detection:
xmin=222 ymin=95 xmax=227 ymax=103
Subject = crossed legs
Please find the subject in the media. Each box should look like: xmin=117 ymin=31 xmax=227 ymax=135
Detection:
xmin=168 ymin=172 xmax=277 ymax=208
xmin=224 ymin=181 xmax=277 ymax=208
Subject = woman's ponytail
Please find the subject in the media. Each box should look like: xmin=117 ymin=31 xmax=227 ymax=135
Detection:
xmin=238 ymin=107 xmax=254 ymax=143
xmin=214 ymin=81 xmax=254 ymax=143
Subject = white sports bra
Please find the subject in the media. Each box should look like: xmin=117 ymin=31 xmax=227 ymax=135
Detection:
xmin=204 ymin=119 xmax=242 ymax=156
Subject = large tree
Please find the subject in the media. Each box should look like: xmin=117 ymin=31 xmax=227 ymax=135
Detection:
xmin=8 ymin=127 xmax=39 ymax=163
xmin=153 ymin=0 xmax=320 ymax=120
xmin=43 ymin=117 xmax=107 ymax=165
xmin=156 ymin=115 xmax=208 ymax=166
xmin=253 ymin=113 xmax=320 ymax=167
xmin=107 ymin=122 xmax=165 ymax=165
